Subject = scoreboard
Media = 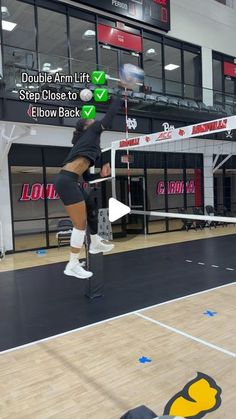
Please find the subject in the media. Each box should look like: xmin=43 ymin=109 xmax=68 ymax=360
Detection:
xmin=78 ymin=0 xmax=170 ymax=32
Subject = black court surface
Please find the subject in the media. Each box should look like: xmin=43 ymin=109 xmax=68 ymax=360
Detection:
xmin=0 ymin=234 xmax=235 ymax=352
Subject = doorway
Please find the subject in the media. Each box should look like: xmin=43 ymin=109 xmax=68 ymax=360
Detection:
xmin=9 ymin=144 xmax=71 ymax=252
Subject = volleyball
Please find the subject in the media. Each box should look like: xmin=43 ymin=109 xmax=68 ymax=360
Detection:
xmin=80 ymin=88 xmax=93 ymax=102
xmin=119 ymin=63 xmax=144 ymax=87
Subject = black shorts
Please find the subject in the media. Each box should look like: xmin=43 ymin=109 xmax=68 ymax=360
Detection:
xmin=54 ymin=170 xmax=85 ymax=206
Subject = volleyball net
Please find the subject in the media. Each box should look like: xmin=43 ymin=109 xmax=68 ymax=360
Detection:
xmin=110 ymin=115 xmax=236 ymax=229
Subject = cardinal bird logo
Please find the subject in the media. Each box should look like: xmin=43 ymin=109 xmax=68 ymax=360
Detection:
xmin=145 ymin=136 xmax=151 ymax=143
xmin=178 ymin=129 xmax=185 ymax=136
xmin=163 ymin=372 xmax=222 ymax=418
xmin=120 ymin=372 xmax=222 ymax=418
xmin=27 ymin=104 xmax=37 ymax=121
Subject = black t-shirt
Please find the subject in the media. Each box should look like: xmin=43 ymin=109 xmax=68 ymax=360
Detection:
xmin=63 ymin=95 xmax=122 ymax=167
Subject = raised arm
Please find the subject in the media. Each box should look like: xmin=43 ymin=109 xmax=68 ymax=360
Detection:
xmin=99 ymin=94 xmax=122 ymax=130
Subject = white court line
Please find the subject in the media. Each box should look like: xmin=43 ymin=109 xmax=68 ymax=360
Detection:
xmin=0 ymin=281 xmax=236 ymax=356
xmin=136 ymin=312 xmax=236 ymax=358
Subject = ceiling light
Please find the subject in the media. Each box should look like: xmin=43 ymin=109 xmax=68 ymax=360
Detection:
xmin=146 ymin=48 xmax=157 ymax=57
xmin=2 ymin=20 xmax=17 ymax=31
xmin=165 ymin=64 xmax=180 ymax=71
xmin=16 ymin=83 xmax=22 ymax=87
xmin=84 ymin=47 xmax=94 ymax=52
xmin=49 ymin=67 xmax=63 ymax=73
xmin=82 ymin=29 xmax=95 ymax=40
xmin=1 ymin=6 xmax=10 ymax=18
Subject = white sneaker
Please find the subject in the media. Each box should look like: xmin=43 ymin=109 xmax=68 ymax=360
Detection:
xmin=64 ymin=262 xmax=93 ymax=279
xmin=89 ymin=236 xmax=114 ymax=254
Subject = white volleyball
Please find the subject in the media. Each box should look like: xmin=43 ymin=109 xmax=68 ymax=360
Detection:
xmin=119 ymin=63 xmax=144 ymax=87
xmin=80 ymin=88 xmax=93 ymax=102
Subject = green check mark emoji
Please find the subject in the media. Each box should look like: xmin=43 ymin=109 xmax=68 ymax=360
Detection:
xmin=81 ymin=105 xmax=96 ymax=119
xmin=91 ymin=71 xmax=106 ymax=85
xmin=94 ymin=88 xmax=108 ymax=102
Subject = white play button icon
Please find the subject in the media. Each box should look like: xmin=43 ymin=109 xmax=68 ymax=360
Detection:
xmin=109 ymin=198 xmax=131 ymax=222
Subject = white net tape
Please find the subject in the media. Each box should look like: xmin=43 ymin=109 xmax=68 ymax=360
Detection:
xmin=111 ymin=115 xmax=236 ymax=151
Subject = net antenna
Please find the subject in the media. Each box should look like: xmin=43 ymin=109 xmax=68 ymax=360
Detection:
xmin=111 ymin=114 xmax=236 ymax=224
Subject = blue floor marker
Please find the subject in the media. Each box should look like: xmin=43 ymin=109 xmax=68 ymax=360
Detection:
xmin=139 ymin=356 xmax=152 ymax=364
xmin=204 ymin=310 xmax=217 ymax=317
xmin=36 ymin=249 xmax=47 ymax=256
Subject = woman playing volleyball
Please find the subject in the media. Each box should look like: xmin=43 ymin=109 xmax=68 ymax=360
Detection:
xmin=55 ymin=84 xmax=126 ymax=279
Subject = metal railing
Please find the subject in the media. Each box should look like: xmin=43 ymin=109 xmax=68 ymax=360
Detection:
xmin=1 ymin=48 xmax=236 ymax=115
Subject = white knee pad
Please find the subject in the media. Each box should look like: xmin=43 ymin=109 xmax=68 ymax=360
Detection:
xmin=70 ymin=228 xmax=85 ymax=249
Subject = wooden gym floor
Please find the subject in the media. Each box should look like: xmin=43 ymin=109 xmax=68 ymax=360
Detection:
xmin=0 ymin=228 xmax=235 ymax=418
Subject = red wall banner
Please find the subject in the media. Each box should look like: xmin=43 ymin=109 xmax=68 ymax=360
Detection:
xmin=224 ymin=62 xmax=236 ymax=78
xmin=97 ymin=24 xmax=142 ymax=52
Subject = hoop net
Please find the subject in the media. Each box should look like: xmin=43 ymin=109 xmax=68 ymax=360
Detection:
xmin=111 ymin=115 xmax=236 ymax=228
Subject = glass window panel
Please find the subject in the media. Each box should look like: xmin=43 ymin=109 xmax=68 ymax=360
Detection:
xmin=166 ymin=169 xmax=184 ymax=211
xmin=99 ymin=46 xmax=119 ymax=88
xmin=120 ymin=51 xmax=140 ymax=67
xmin=10 ymin=166 xmax=47 ymax=251
xmin=127 ymin=174 xmax=145 ymax=233
xmin=213 ymin=59 xmax=223 ymax=92
xmin=38 ymin=8 xmax=67 ymax=59
xmin=39 ymin=53 xmax=69 ymax=75
xmin=11 ymin=166 xmax=46 ymax=221
xmin=165 ymin=45 xmax=182 ymax=96
xmin=225 ymin=76 xmax=235 ymax=94
xmin=225 ymin=169 xmax=236 ymax=213
xmin=3 ymin=46 xmax=37 ymax=92
xmin=184 ymin=51 xmax=201 ymax=86
xmin=165 ymin=45 xmax=181 ymax=78
xmin=214 ymin=171 xmax=224 ymax=212
xmin=1 ymin=0 xmax=36 ymax=51
xmin=143 ymin=38 xmax=162 ymax=93
xmin=147 ymin=168 xmax=166 ymax=233
xmin=70 ymin=18 xmax=96 ymax=74
xmin=186 ymin=169 xmax=201 ymax=210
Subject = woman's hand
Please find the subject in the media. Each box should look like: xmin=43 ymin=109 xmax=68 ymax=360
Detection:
xmin=100 ymin=163 xmax=111 ymax=178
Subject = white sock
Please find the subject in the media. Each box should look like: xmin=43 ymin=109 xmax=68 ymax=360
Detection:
xmin=90 ymin=234 xmax=99 ymax=246
xmin=69 ymin=252 xmax=80 ymax=267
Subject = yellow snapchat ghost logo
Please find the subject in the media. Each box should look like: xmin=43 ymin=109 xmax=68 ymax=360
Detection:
xmin=163 ymin=372 xmax=222 ymax=418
